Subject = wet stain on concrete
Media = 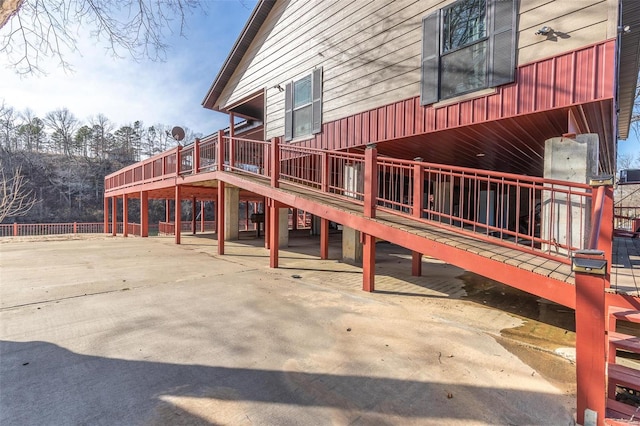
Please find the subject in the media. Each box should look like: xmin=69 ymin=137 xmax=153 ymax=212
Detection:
xmin=459 ymin=272 xmax=576 ymax=394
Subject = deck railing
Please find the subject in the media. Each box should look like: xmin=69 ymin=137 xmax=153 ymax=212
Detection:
xmin=224 ymin=136 xmax=270 ymax=177
xmin=104 ymin=135 xmax=604 ymax=261
xmin=198 ymin=136 xmax=218 ymax=172
xmin=158 ymin=221 xmax=217 ymax=235
xmin=1 ymin=222 xmax=108 ymax=237
xmin=374 ymin=156 xmax=593 ymax=259
xmin=614 ymin=206 xmax=640 ymax=231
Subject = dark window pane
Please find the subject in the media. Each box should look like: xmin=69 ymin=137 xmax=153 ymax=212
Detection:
xmin=443 ymin=0 xmax=486 ymax=52
xmin=441 ymin=41 xmax=487 ymax=98
xmin=293 ymin=75 xmax=312 ymax=108
xmin=293 ymin=105 xmax=312 ymax=138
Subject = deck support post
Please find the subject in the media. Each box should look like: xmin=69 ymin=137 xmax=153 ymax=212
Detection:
xmin=192 ymin=197 xmax=197 ymax=235
xmin=224 ymin=185 xmax=240 ymax=240
xmin=292 ymin=208 xmax=298 ymax=230
xmin=140 ymin=191 xmax=149 ymax=237
xmin=320 ymin=218 xmax=329 ymax=260
xmin=200 ymin=201 xmax=205 ymax=233
xmin=217 ymin=183 xmax=225 ymax=255
xmin=264 ymin=199 xmax=270 ymax=249
xmin=278 ymin=207 xmax=289 ymax=248
xmin=269 ymin=199 xmax=280 ymax=268
xmin=111 ymin=196 xmax=117 ymax=236
xmin=362 ymin=233 xmax=376 ymax=292
xmin=122 ymin=194 xmax=128 ymax=237
xmin=362 ymin=143 xmax=378 ymax=292
xmin=245 ymin=201 xmax=250 ymax=231
xmin=574 ymin=261 xmax=607 ymax=426
xmin=412 ymin=252 xmax=422 ymax=276
xmin=174 ymin=185 xmax=181 ymax=244
xmin=165 ymin=199 xmax=170 ymax=223
xmin=103 ymin=197 xmax=109 ymax=234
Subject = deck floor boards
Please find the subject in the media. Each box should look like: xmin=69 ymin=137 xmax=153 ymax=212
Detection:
xmin=219 ymin=172 xmax=640 ymax=296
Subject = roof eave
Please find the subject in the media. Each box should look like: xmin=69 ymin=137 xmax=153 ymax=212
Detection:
xmin=201 ymin=0 xmax=275 ymax=111
xmin=617 ymin=0 xmax=640 ymax=140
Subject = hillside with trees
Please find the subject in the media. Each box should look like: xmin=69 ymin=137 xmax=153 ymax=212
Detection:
xmin=0 ymin=102 xmax=201 ymax=224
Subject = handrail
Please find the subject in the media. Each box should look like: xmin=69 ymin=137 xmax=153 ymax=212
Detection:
xmin=588 ymin=185 xmax=607 ymax=249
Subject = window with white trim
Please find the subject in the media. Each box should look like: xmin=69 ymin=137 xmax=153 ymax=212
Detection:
xmin=285 ymin=67 xmax=323 ymax=141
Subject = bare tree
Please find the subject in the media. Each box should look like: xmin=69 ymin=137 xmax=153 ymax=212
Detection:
xmin=0 ymin=0 xmax=202 ymax=74
xmin=0 ymin=159 xmax=38 ymax=223
xmin=44 ymin=108 xmax=78 ymax=156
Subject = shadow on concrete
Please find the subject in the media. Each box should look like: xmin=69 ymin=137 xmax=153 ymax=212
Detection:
xmin=1 ymin=340 xmax=574 ymax=425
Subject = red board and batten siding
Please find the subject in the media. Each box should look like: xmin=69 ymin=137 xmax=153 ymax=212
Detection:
xmin=293 ymin=40 xmax=615 ymax=150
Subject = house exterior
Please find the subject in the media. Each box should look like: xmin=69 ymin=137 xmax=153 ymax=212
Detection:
xmin=104 ymin=0 xmax=640 ymax=424
xmin=202 ymin=0 xmax=636 ymax=179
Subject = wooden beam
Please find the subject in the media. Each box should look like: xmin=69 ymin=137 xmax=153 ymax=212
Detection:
xmin=217 ymin=182 xmax=225 ymax=255
xmin=412 ymin=251 xmax=422 ymax=276
xmin=122 ymin=194 xmax=128 ymax=238
xmin=174 ymin=185 xmax=181 ymax=244
xmin=320 ymin=217 xmax=329 ymax=260
xmin=140 ymin=191 xmax=149 ymax=237
xmin=103 ymin=197 xmax=109 ymax=234
xmin=362 ymin=233 xmax=375 ymax=292
xmin=574 ymin=271 xmax=606 ymax=426
xmin=269 ymin=199 xmax=279 ymax=268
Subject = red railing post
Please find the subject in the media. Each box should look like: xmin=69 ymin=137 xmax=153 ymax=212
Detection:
xmin=588 ymin=177 xmax=614 ymax=278
xmin=13 ymin=222 xmax=17 ymax=237
xmin=321 ymin=150 xmax=329 ymax=192
xmin=194 ymin=138 xmax=200 ymax=174
xmin=229 ymin=112 xmax=235 ymax=169
xmin=364 ymin=143 xmax=377 ymax=218
xmin=598 ymin=186 xmax=614 ymax=275
xmin=413 ymin=159 xmax=424 ymax=218
xmin=73 ymin=222 xmax=77 ymax=234
xmin=176 ymin=145 xmax=182 ymax=176
xmin=217 ymin=130 xmax=225 ymax=171
xmin=271 ymin=137 xmax=281 ymax=188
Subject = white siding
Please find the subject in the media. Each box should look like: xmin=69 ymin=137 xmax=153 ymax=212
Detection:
xmin=216 ymin=0 xmax=616 ymax=140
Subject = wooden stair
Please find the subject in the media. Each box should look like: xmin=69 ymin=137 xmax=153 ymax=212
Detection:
xmin=606 ymin=308 xmax=640 ymax=422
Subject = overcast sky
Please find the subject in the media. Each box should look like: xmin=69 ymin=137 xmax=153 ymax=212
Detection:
xmin=0 ymin=1 xmax=257 ymax=137
xmin=0 ymin=1 xmax=638 ymax=160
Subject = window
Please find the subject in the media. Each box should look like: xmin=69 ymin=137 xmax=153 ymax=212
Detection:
xmin=293 ymin=75 xmax=312 ymax=137
xmin=421 ymin=0 xmax=516 ymax=105
xmin=285 ymin=67 xmax=322 ymax=141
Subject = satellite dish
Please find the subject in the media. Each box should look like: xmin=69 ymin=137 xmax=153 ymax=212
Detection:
xmin=171 ymin=126 xmax=185 ymax=142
